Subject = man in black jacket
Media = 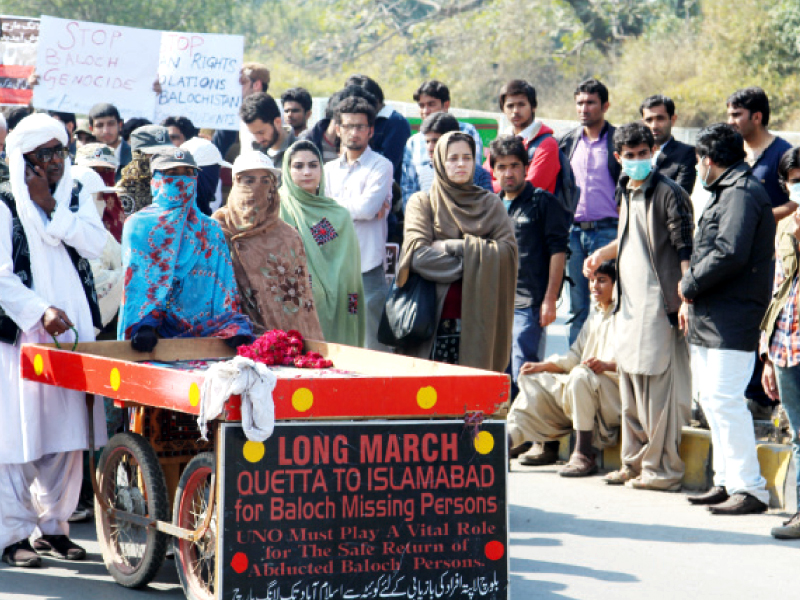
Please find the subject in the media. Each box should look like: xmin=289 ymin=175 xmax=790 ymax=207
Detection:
xmin=679 ymin=123 xmax=773 ymax=515
xmin=491 ymin=136 xmax=570 ymax=399
xmin=640 ymin=95 xmax=696 ymax=195
xmin=559 ymin=79 xmax=621 ymax=345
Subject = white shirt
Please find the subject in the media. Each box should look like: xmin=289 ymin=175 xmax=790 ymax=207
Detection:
xmin=0 ymin=185 xmax=108 ymax=463
xmin=325 ymin=147 xmax=393 ymax=273
xmin=239 ymin=119 xmax=256 ymax=152
xmin=652 ymin=138 xmax=671 ymax=166
xmin=505 ymin=119 xmax=543 ymax=144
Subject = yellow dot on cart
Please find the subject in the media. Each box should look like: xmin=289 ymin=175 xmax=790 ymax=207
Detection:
xmin=189 ymin=382 xmax=201 ymax=407
xmin=417 ymin=386 xmax=437 ymax=410
xmin=474 ymin=431 xmax=495 ymax=454
xmin=243 ymin=441 xmax=265 ymax=463
xmin=33 ymin=354 xmax=44 ymax=376
xmin=109 ymin=368 xmax=121 ymax=391
xmin=292 ymin=388 xmax=313 ymax=412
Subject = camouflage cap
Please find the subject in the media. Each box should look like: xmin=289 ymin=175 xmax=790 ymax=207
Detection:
xmin=130 ymin=125 xmax=173 ymax=154
xmin=149 ymin=147 xmax=198 ymax=173
xmin=75 ymin=142 xmax=118 ymax=168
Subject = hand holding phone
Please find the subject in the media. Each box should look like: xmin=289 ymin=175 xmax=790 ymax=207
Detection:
xmin=24 ymin=159 xmax=54 ymax=212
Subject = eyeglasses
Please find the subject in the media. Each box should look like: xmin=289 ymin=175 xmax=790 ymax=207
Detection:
xmin=339 ymin=124 xmax=370 ymax=132
xmin=29 ymin=146 xmax=69 ymax=163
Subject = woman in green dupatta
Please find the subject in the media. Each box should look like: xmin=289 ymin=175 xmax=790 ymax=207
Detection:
xmin=279 ymin=140 xmax=366 ymax=347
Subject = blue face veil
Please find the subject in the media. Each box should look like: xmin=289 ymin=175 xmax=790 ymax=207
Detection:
xmin=118 ymin=171 xmax=252 ymax=341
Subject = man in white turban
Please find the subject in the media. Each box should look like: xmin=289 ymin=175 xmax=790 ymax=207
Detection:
xmin=0 ymin=113 xmax=106 ymax=568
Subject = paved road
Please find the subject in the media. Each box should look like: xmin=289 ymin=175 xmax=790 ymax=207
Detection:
xmin=3 ymin=303 xmax=798 ymax=599
xmin=1 ymin=464 xmax=797 ymax=600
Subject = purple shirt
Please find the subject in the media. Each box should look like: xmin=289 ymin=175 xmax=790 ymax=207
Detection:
xmin=571 ymin=130 xmax=618 ymax=222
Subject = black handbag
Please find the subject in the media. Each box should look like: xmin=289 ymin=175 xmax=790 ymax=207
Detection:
xmin=377 ymin=273 xmax=437 ymax=347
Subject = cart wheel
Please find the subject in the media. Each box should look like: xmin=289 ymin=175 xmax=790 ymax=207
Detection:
xmin=173 ymin=452 xmax=216 ymax=600
xmin=95 ymin=432 xmax=169 ymax=588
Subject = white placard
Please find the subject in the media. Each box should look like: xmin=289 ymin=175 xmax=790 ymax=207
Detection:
xmin=155 ymin=32 xmax=243 ymax=130
xmin=33 ymin=16 xmax=160 ymax=119
xmin=0 ymin=16 xmax=40 ymax=106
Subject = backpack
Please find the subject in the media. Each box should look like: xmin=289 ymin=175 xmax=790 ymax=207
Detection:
xmin=527 ymin=132 xmax=580 ymax=215
xmin=525 ymin=133 xmax=577 ymax=294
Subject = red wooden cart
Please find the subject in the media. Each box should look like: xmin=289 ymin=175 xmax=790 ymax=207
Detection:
xmin=20 ymin=338 xmax=510 ymax=600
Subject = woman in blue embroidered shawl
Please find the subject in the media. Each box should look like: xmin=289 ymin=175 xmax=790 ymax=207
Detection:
xmin=118 ymin=147 xmax=253 ymax=351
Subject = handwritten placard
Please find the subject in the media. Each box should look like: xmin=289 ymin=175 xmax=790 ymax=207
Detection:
xmin=0 ymin=16 xmax=39 ymax=105
xmin=33 ymin=16 xmax=160 ymax=119
xmin=220 ymin=421 xmax=508 ymax=600
xmin=155 ymin=32 xmax=243 ymax=130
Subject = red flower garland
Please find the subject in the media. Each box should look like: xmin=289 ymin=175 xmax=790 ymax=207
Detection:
xmin=237 ymin=329 xmax=333 ymax=369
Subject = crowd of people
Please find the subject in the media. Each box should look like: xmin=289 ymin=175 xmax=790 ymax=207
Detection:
xmin=0 ymin=60 xmax=799 ymax=572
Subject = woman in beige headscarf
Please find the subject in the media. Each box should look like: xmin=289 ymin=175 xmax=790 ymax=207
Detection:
xmin=397 ymin=131 xmax=517 ymax=372
xmin=213 ymin=151 xmax=323 ymax=339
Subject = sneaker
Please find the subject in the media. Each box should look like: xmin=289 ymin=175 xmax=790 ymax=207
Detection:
xmin=2 ymin=539 xmax=42 ymax=568
xmin=32 ymin=535 xmax=86 ymax=561
xmin=771 ymin=512 xmax=800 ymax=539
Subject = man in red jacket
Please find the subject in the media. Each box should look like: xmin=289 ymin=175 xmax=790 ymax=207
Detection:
xmin=485 ymin=80 xmax=560 ymax=194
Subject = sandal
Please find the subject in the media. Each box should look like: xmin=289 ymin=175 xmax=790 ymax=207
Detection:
xmin=559 ymin=452 xmax=598 ymax=477
xmin=603 ymin=466 xmax=637 ymax=485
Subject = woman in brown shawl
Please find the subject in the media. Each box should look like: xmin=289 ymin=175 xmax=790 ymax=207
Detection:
xmin=213 ymin=151 xmax=323 ymax=339
xmin=397 ymin=131 xmax=517 ymax=372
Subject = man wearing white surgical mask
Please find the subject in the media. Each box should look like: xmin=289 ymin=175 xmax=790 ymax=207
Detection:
xmin=584 ymin=122 xmax=695 ymax=491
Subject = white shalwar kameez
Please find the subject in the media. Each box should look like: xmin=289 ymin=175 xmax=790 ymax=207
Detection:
xmin=0 ymin=114 xmax=107 ymax=551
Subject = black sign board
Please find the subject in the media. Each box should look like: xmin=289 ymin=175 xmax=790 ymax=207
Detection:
xmin=219 ymin=421 xmax=508 ymax=600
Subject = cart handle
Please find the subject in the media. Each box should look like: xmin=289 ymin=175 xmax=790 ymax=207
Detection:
xmin=51 ymin=326 xmax=79 ymax=352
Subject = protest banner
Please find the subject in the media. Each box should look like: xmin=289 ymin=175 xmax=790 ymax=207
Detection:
xmin=33 ymin=16 xmax=160 ymax=119
xmin=0 ymin=16 xmax=39 ymax=105
xmin=155 ymin=32 xmax=243 ymax=130
xmin=220 ymin=420 xmax=509 ymax=600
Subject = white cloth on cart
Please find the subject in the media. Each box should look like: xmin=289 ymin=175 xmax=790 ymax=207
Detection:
xmin=199 ymin=356 xmax=277 ymax=442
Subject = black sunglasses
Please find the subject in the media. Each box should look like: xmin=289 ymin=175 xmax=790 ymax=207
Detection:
xmin=29 ymin=146 xmax=69 ymax=163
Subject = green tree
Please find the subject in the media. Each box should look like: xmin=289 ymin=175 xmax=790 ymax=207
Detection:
xmin=3 ymin=0 xmax=241 ymax=33
xmin=609 ymin=0 xmax=800 ymax=128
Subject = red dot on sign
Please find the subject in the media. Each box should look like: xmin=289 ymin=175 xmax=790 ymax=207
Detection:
xmin=484 ymin=541 xmax=504 ymax=561
xmin=231 ymin=552 xmax=249 ymax=573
